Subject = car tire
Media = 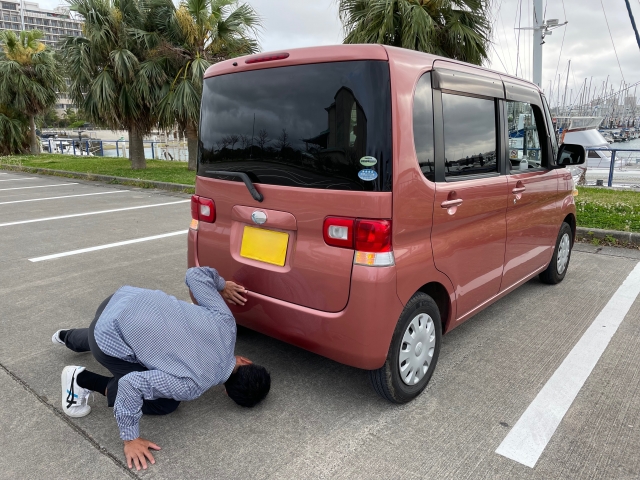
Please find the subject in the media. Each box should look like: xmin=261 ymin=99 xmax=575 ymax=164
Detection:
xmin=539 ymin=222 xmax=573 ymax=285
xmin=369 ymin=292 xmax=442 ymax=403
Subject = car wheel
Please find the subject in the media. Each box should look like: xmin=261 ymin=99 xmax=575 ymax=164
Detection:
xmin=369 ymin=292 xmax=442 ymax=403
xmin=540 ymin=222 xmax=573 ymax=285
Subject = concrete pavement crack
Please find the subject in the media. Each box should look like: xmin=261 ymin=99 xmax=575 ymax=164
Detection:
xmin=0 ymin=361 xmax=139 ymax=480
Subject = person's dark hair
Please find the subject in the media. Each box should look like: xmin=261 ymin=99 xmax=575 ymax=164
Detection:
xmin=225 ymin=364 xmax=271 ymax=407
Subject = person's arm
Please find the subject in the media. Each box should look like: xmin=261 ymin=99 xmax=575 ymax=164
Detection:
xmin=114 ymin=371 xmax=197 ymax=470
xmin=185 ymin=267 xmax=246 ymax=309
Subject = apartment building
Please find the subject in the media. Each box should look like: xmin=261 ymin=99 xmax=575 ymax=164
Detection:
xmin=0 ymin=1 xmax=82 ymax=113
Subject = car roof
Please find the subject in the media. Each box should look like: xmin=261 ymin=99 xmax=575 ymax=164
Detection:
xmin=203 ymin=44 xmax=542 ymax=94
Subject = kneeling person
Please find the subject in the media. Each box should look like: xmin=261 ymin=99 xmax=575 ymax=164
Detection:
xmin=52 ymin=267 xmax=270 ymax=470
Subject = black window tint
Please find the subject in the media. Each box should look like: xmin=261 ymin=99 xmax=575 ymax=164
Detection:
xmin=442 ymin=93 xmax=497 ymax=178
xmin=199 ymin=61 xmax=392 ymax=191
xmin=507 ymin=101 xmax=542 ymax=170
xmin=413 ymin=73 xmax=435 ymax=181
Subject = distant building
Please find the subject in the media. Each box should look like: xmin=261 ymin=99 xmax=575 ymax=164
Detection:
xmin=0 ymin=1 xmax=83 ymax=114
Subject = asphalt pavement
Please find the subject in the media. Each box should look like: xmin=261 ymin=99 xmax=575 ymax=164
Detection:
xmin=1 ymin=170 xmax=639 ymax=479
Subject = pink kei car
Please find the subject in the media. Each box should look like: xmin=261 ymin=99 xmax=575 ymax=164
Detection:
xmin=188 ymin=45 xmax=586 ymax=403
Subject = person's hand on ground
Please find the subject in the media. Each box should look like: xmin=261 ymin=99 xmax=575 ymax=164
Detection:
xmin=222 ymin=281 xmax=248 ymax=305
xmin=124 ymin=437 xmax=161 ymax=470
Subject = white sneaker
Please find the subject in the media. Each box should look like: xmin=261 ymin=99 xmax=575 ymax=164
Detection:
xmin=61 ymin=366 xmax=91 ymax=417
xmin=52 ymin=329 xmax=67 ymax=345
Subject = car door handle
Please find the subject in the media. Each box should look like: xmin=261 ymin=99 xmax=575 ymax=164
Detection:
xmin=441 ymin=199 xmax=463 ymax=208
xmin=512 ymin=186 xmax=526 ymax=194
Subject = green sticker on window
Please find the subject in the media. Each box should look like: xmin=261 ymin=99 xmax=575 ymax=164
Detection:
xmin=360 ymin=156 xmax=377 ymax=167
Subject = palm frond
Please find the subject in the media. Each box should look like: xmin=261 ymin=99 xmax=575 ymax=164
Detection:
xmin=339 ymin=0 xmax=491 ymax=65
xmin=0 ymin=107 xmax=27 ymax=154
xmin=151 ymin=0 xmax=261 ymax=132
xmin=110 ymin=48 xmax=140 ymax=81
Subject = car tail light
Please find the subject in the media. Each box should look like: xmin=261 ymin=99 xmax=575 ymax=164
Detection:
xmin=354 ymin=219 xmax=393 ymax=266
xmin=191 ymin=195 xmax=199 ymax=219
xmin=191 ymin=195 xmax=215 ymax=223
xmin=245 ymin=53 xmax=289 ymax=64
xmin=354 ymin=250 xmax=394 ymax=267
xmin=323 ymin=217 xmax=394 ymax=266
xmin=323 ymin=217 xmax=354 ymax=249
xmin=355 ymin=219 xmax=392 ymax=253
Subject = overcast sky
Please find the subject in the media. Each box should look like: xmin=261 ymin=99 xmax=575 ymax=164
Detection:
xmin=36 ymin=0 xmax=640 ymax=107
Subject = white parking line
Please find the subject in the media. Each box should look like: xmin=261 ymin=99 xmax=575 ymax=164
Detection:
xmin=29 ymin=230 xmax=188 ymax=262
xmin=0 ymin=183 xmax=78 ymax=192
xmin=0 ymin=177 xmax=36 ymax=182
xmin=496 ymin=261 xmax=640 ymax=468
xmin=0 ymin=200 xmax=190 ymax=227
xmin=0 ymin=190 xmax=127 ymax=206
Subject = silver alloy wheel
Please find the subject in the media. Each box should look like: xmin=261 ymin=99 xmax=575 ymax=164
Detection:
xmin=399 ymin=313 xmax=436 ymax=385
xmin=557 ymin=232 xmax=571 ymax=275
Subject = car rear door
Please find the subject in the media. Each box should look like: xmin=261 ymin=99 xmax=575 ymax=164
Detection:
xmin=430 ymin=66 xmax=509 ymax=321
xmin=195 ymin=60 xmax=393 ymax=313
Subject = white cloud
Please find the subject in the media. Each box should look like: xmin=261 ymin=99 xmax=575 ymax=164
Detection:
xmin=249 ymin=0 xmax=342 ymax=52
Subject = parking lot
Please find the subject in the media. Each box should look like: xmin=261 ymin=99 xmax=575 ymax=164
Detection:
xmin=1 ymin=169 xmax=639 ymax=479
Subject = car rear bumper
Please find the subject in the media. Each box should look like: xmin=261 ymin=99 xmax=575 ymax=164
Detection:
xmin=188 ymin=229 xmax=404 ymax=370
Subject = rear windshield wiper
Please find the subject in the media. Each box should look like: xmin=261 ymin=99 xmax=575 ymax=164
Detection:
xmin=205 ymin=170 xmax=264 ymax=202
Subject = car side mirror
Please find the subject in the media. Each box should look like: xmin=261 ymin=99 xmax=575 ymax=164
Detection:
xmin=556 ymin=143 xmax=586 ymax=167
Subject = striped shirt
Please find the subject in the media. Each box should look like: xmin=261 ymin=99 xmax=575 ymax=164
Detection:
xmin=94 ymin=267 xmax=237 ymax=441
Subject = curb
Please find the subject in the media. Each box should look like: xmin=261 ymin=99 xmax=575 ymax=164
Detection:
xmin=0 ymin=164 xmax=195 ymax=194
xmin=576 ymin=227 xmax=640 ymax=247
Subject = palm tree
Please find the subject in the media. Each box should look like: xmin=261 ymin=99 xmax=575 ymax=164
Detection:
xmin=339 ymin=0 xmax=491 ymax=66
xmin=148 ymin=0 xmax=261 ymax=170
xmin=61 ymin=0 xmax=166 ymax=169
xmin=0 ymin=30 xmax=64 ymax=154
xmin=0 ymin=104 xmax=27 ymax=155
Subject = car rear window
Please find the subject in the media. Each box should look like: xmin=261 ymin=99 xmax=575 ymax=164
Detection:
xmin=199 ymin=61 xmax=392 ymax=191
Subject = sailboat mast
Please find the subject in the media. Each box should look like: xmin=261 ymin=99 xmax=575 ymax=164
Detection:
xmin=587 ymin=77 xmax=593 ymax=114
xmin=533 ymin=0 xmax=543 ymax=86
xmin=562 ymin=60 xmax=571 ymax=115
xmin=557 ymin=74 xmax=561 ymax=112
xmin=633 ymin=85 xmax=638 ymax=126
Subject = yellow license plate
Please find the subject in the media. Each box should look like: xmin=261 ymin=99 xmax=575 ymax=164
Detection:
xmin=240 ymin=226 xmax=289 ymax=266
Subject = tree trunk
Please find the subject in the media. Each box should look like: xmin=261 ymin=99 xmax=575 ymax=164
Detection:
xmin=186 ymin=122 xmax=198 ymax=171
xmin=29 ymin=115 xmax=40 ymax=154
xmin=129 ymin=129 xmax=146 ymax=170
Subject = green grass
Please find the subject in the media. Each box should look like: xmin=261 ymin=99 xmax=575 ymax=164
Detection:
xmin=576 ymin=187 xmax=640 ymax=233
xmin=1 ymin=154 xmax=196 ymax=185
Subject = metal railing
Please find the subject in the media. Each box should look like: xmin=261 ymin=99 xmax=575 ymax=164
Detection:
xmin=42 ymin=138 xmax=188 ymax=162
xmin=585 ymin=148 xmax=640 ymax=187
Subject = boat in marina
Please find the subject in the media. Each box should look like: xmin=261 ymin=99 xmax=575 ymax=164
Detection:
xmin=555 ymin=117 xmax=609 ymax=184
xmin=40 ymin=137 xmax=94 ymax=156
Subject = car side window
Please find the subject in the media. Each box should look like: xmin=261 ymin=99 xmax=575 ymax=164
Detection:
xmin=442 ymin=93 xmax=497 ymax=178
xmin=413 ymin=73 xmax=435 ymax=182
xmin=507 ymin=101 xmax=543 ymax=171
